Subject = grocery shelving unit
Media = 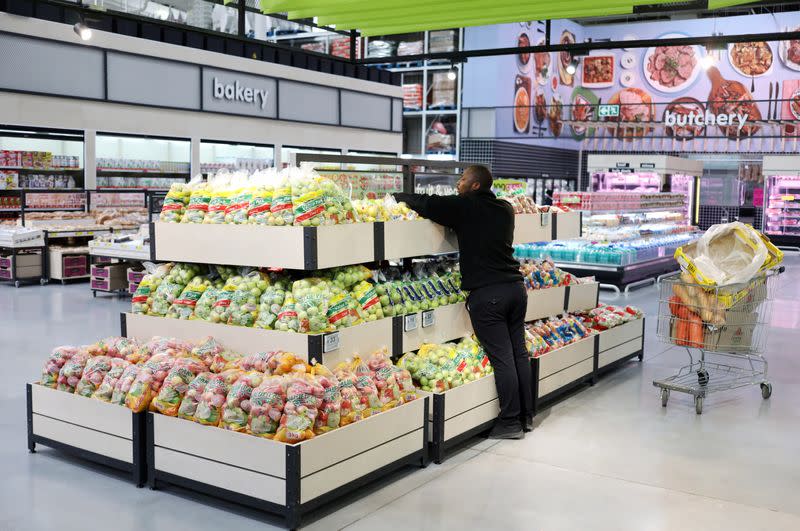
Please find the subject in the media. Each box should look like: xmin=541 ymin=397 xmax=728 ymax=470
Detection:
xmin=95 ymin=133 xmax=191 ymax=190
xmin=199 ymin=139 xmax=275 ymax=176
xmin=762 ymin=155 xmax=800 ymax=250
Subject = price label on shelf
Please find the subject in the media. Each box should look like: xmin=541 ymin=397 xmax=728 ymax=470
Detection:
xmin=323 ymin=331 xmax=341 ymax=353
xmin=422 ymin=310 xmax=435 ymax=328
xmin=540 ymin=212 xmax=551 ymax=227
xmin=781 ymin=195 xmax=795 ymax=201
xmin=404 ymin=313 xmax=419 ymax=332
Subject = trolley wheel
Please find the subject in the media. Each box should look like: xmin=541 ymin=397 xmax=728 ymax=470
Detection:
xmin=695 ymin=396 xmax=704 ymax=415
xmin=661 ymin=388 xmax=669 ymax=407
xmin=40 ymin=278 xmax=47 ymax=286
xmin=761 ymin=382 xmax=772 ymax=399
xmin=92 ymin=290 xmax=97 ymax=298
xmin=697 ymin=369 xmax=709 ymax=387
xmin=14 ymin=281 xmax=20 ymax=288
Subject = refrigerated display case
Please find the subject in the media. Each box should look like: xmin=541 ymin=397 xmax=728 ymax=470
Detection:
xmin=762 ymin=155 xmax=800 ymax=248
xmin=95 ymin=133 xmax=191 ymax=190
xmin=586 ymin=155 xmax=702 ymax=224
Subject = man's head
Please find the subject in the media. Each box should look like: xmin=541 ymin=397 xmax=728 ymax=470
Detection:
xmin=457 ymin=165 xmax=493 ymax=196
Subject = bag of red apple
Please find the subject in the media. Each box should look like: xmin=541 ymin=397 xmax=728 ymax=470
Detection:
xmin=193 ymin=369 xmax=243 ymax=426
xmin=151 ymin=357 xmax=208 ymax=417
xmin=351 ymin=356 xmax=383 ymax=416
xmin=366 ymin=348 xmax=402 ymax=411
xmin=56 ymin=351 xmax=91 ymax=393
xmin=221 ymin=371 xmax=266 ymax=432
xmin=236 ymin=351 xmax=280 ymax=373
xmin=75 ymin=356 xmax=114 ymax=397
xmin=110 ymin=364 xmax=140 ymax=406
xmin=274 ymin=373 xmax=324 ymax=443
xmin=176 ymin=372 xmax=212 ymax=419
xmin=311 ymin=364 xmax=342 ymax=434
xmin=86 ymin=337 xmax=138 ymax=359
xmin=124 ymin=353 xmax=176 ymax=412
xmin=40 ymin=345 xmax=82 ymax=388
xmin=91 ymin=359 xmax=131 ymax=402
xmin=332 ymin=363 xmax=364 ymax=425
xmin=247 ymin=375 xmax=287 ymax=438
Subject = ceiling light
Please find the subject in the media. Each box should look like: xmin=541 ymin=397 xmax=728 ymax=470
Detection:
xmin=74 ymin=21 xmax=92 ymax=41
xmin=699 ymin=55 xmax=715 ymax=70
xmin=447 ymin=69 xmax=457 ymax=81
xmin=565 ymin=57 xmax=579 ymax=75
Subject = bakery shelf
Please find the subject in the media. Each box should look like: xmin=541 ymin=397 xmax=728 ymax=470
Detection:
xmin=26 ymin=384 xmax=146 ymax=486
xmin=147 ymin=395 xmax=428 ymax=529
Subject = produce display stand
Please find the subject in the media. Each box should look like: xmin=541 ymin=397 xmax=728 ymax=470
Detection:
xmin=26 ymin=383 xmax=146 ymax=486
xmin=146 ymin=396 xmax=429 ymax=529
xmin=0 ymin=240 xmax=47 ymax=287
xmin=596 ymin=318 xmax=645 ymax=375
xmin=43 ymin=227 xmax=113 ymax=284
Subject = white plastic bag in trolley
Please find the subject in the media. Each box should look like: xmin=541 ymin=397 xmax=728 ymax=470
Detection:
xmin=692 ymin=221 xmax=767 ymax=286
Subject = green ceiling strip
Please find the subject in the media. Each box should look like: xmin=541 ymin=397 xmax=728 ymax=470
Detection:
xmin=708 ymin=0 xmax=758 ymax=8
xmin=359 ymin=6 xmax=634 ymax=36
xmin=296 ymin=0 xmax=556 ymax=20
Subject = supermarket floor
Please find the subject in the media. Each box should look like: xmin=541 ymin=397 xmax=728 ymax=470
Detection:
xmin=2 ymin=259 xmax=800 ymax=531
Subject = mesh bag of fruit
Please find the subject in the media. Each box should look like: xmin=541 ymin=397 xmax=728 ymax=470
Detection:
xmin=159 ymin=182 xmax=192 ymax=223
xmin=40 ymin=346 xmax=81 ymax=388
xmin=91 ymin=358 xmax=131 ymax=402
xmin=208 ymin=273 xmax=240 ymax=324
xmin=124 ymin=353 xmax=177 ymax=412
xmin=203 ymin=173 xmax=235 ymax=224
xmin=177 ymin=371 xmax=212 ymax=420
xmin=75 ymin=356 xmax=114 ymax=397
xmin=292 ymin=278 xmax=334 ymax=333
xmin=56 ymin=351 xmax=91 ymax=393
xmin=150 ymin=264 xmax=205 ymax=316
xmin=254 ymin=275 xmax=290 ymax=329
xmin=351 ymin=356 xmax=383 ymax=415
xmin=351 ymin=280 xmax=384 ymax=321
xmin=246 ymin=169 xmax=276 ymax=225
xmin=193 ymin=368 xmax=243 ymax=426
xmin=85 ymin=337 xmax=136 ymax=359
xmin=330 ymin=265 xmax=372 ymax=291
xmin=208 ymin=346 xmax=243 ymax=374
xmin=267 ymin=352 xmax=309 ymax=375
xmin=131 ymin=262 xmax=173 ymax=315
xmin=270 ymin=169 xmax=295 ymax=226
xmin=224 ymin=172 xmax=253 ymax=224
xmin=275 ymin=373 xmax=324 ymax=443
xmin=111 ymin=364 xmax=141 ymax=406
xmin=221 ymin=371 xmax=266 ymax=432
xmin=326 ymin=287 xmax=363 ymax=330
xmin=236 ymin=351 xmax=279 ymax=373
xmin=247 ymin=374 xmax=287 ymax=438
xmin=227 ymin=270 xmax=271 ymax=327
xmin=274 ymin=294 xmax=301 ymax=332
xmin=322 ymin=177 xmax=358 ymax=224
xmin=366 ymin=348 xmax=402 ymax=411
xmin=181 ymin=183 xmax=212 ymax=223
xmin=311 ymin=364 xmax=341 ymax=434
xmin=290 ymin=169 xmax=331 ymax=227
xmin=151 ymin=357 xmax=208 ymax=416
xmin=166 ymin=275 xmax=214 ymax=320
xmin=332 ymin=364 xmax=362 ymax=426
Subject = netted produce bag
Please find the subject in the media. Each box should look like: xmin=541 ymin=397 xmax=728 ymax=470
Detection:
xmin=208 ymin=346 xmax=243 ymax=374
xmin=352 ymin=280 xmax=384 ymax=321
xmin=332 ymin=364 xmax=362 ymax=426
xmin=321 ymin=176 xmax=358 ymax=224
xmin=150 ymin=263 xmax=205 ymax=317
xmin=159 ymin=176 xmax=200 ymax=222
xmin=274 ymin=294 xmax=301 ymax=332
xmin=247 ymin=168 xmax=276 ymax=225
xmin=275 ymin=373 xmax=324 ymax=443
xmin=75 ymin=356 xmax=113 ymax=397
xmin=384 ymin=194 xmax=419 ymax=221
xmin=124 ymin=353 xmax=177 ymax=412
xmin=221 ymin=371 xmax=266 ymax=431
xmin=125 ymin=335 xmax=190 ymax=365
xmin=224 ymin=172 xmax=253 ymax=224
xmin=192 ymin=286 xmax=220 ymax=322
xmin=270 ymin=168 xmax=295 ymax=226
xmin=132 ymin=262 xmax=173 ymax=315
xmin=236 ymin=351 xmax=279 ymax=373
xmin=351 ymin=356 xmax=383 ymax=415
xmin=193 ymin=368 xmax=243 ymax=426
xmin=398 ymin=280 xmax=425 ymax=313
xmin=311 ymin=364 xmax=341 ymax=434
xmin=227 ymin=270 xmax=271 ymax=327
xmin=110 ymin=364 xmax=140 ymax=406
xmin=203 ymin=173 xmax=235 ymax=224
xmin=177 ymin=372 xmax=212 ymax=420
xmin=180 ymin=181 xmax=212 ymax=223
xmin=151 ymin=357 xmax=208 ymax=416
xmin=326 ymin=286 xmax=363 ymax=330
xmin=254 ymin=274 xmax=291 ymax=329
xmin=91 ymin=359 xmax=131 ymax=402
xmin=352 ymin=198 xmax=389 ymax=222
xmin=166 ymin=274 xmax=214 ymax=320
xmin=56 ymin=351 xmax=91 ymax=393
xmin=40 ymin=346 xmax=81 ymax=388
xmin=452 ymin=336 xmax=492 ymax=382
xmin=267 ymin=352 xmax=309 ymax=375
xmin=366 ymin=348 xmax=402 ymax=411
xmin=247 ymin=375 xmax=287 ymax=438
xmin=85 ymin=337 xmax=134 ymax=359
xmin=392 ymin=365 xmax=417 ymax=403
xmin=292 ymin=278 xmax=334 ymax=333
xmin=290 ymin=167 xmax=331 ymax=227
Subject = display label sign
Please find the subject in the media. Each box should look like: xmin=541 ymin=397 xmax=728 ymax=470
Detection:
xmin=404 ymin=313 xmax=419 ymax=332
xmin=202 ymin=68 xmax=277 ymax=118
xmin=598 ymin=104 xmax=620 ymax=117
xmin=615 ymin=162 xmax=630 ymax=168
xmin=422 ymin=310 xmax=435 ymax=328
xmin=640 ymin=163 xmax=656 ymax=169
xmin=323 ymin=331 xmax=341 ymax=353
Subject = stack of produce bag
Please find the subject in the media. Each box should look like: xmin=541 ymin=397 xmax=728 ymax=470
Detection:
xmin=131 ymin=262 xmax=173 ymax=315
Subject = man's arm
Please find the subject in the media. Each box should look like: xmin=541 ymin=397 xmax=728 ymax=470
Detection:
xmin=394 ymin=193 xmax=465 ymax=229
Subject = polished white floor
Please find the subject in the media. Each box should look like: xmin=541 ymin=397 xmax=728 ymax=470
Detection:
xmin=2 ymin=258 xmax=800 ymax=531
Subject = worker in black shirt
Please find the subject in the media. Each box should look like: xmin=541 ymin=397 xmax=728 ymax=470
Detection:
xmin=395 ymin=165 xmax=531 ymax=439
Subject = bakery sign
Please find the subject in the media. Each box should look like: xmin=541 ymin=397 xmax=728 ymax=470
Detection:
xmin=663 ymin=109 xmax=749 ymax=135
xmin=202 ymin=68 xmax=277 ymax=118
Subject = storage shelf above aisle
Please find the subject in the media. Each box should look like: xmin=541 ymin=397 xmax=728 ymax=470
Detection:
xmin=149 ymin=212 xmax=582 ymax=269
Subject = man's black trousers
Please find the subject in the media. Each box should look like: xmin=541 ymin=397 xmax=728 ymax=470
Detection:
xmin=466 ymin=280 xmax=532 ymax=427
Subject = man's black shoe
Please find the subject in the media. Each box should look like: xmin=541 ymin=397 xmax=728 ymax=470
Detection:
xmin=487 ymin=423 xmax=524 ymax=440
xmin=523 ymin=415 xmax=534 ymax=432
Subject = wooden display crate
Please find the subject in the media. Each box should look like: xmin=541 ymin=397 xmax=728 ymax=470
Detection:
xmin=122 ymin=312 xmax=394 ymax=367
xmin=48 ymin=248 xmax=89 ymax=281
xmin=525 ymin=286 xmax=568 ymax=320
xmin=26 ymin=383 xmax=146 ymax=486
xmin=395 ymin=302 xmax=472 ymax=355
xmin=147 ymin=396 xmax=428 ymax=529
xmin=513 ymin=213 xmax=553 ymax=245
xmin=564 ymin=282 xmax=599 ymax=313
xmin=151 ymin=221 xmax=377 ymax=270
xmin=532 ymin=336 xmax=596 ymax=407
xmin=380 ymin=219 xmax=457 ymax=260
xmin=554 ymin=211 xmax=582 ymax=240
xmin=428 ymin=374 xmax=499 ymax=464
xmin=597 ymin=318 xmax=645 ymax=373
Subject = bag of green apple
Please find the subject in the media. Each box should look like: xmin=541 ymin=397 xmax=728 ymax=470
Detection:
xmin=166 ymin=275 xmax=214 ymax=319
xmin=326 ymin=287 xmax=363 ymax=330
xmin=224 ymin=172 xmax=254 ymax=224
xmin=352 ymin=280 xmax=384 ymax=321
xmin=269 ymin=168 xmax=294 ymax=226
xmin=331 ymin=265 xmax=372 ymax=291
xmin=131 ymin=262 xmax=172 ymax=315
xmin=254 ymin=274 xmax=290 ymax=329
xmin=324 ymin=177 xmax=358 ymax=224
xmin=275 ymin=294 xmax=301 ymax=332
xmin=203 ymin=172 xmax=236 ymax=224
xmin=227 ymin=269 xmax=271 ymax=327
xmin=383 ymin=193 xmax=418 ymax=221
xmin=292 ymin=278 xmax=333 ymax=333
xmin=150 ymin=263 xmax=205 ymax=317
xmin=290 ymin=168 xmax=330 ymax=227
xmin=159 ymin=180 xmax=192 ymax=223
xmin=181 ymin=181 xmax=212 ymax=223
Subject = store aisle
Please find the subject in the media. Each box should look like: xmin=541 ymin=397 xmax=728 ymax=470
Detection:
xmin=2 ymin=260 xmax=800 ymax=530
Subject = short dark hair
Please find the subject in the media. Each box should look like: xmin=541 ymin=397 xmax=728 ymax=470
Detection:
xmin=466 ymin=164 xmax=493 ymax=190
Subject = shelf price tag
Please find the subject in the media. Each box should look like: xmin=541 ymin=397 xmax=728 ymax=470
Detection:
xmin=404 ymin=313 xmax=419 ymax=332
xmin=540 ymin=212 xmax=551 ymax=227
xmin=323 ymin=331 xmax=340 ymax=353
xmin=422 ymin=309 xmax=435 ymax=328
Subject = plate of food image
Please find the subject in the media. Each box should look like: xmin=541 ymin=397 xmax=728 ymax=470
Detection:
xmin=664 ymin=97 xmax=705 ymax=139
xmin=729 ymin=41 xmax=773 ymax=77
xmin=570 ymin=87 xmax=599 ymax=140
xmin=643 ymin=34 xmax=701 ymax=93
xmin=605 ymin=87 xmax=655 ymax=139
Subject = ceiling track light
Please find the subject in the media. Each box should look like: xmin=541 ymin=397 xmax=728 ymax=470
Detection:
xmin=74 ymin=19 xmax=92 ymax=41
xmin=565 ymin=57 xmax=580 ymax=75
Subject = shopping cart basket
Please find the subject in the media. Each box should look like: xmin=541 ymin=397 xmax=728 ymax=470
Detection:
xmin=653 ymin=266 xmax=784 ymax=414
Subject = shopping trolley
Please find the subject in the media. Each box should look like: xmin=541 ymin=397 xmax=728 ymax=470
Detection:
xmin=653 ymin=266 xmax=784 ymax=414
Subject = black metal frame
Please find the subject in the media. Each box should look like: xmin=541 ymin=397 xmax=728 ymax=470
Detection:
xmin=428 ymin=392 xmax=496 ymax=465
xmin=26 ymin=383 xmax=148 ymax=487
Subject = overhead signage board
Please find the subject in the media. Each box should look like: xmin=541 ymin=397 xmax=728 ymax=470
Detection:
xmin=202 ymin=68 xmax=277 ymax=118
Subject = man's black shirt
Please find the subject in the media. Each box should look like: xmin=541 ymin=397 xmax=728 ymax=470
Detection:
xmin=394 ymin=189 xmax=522 ymax=291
